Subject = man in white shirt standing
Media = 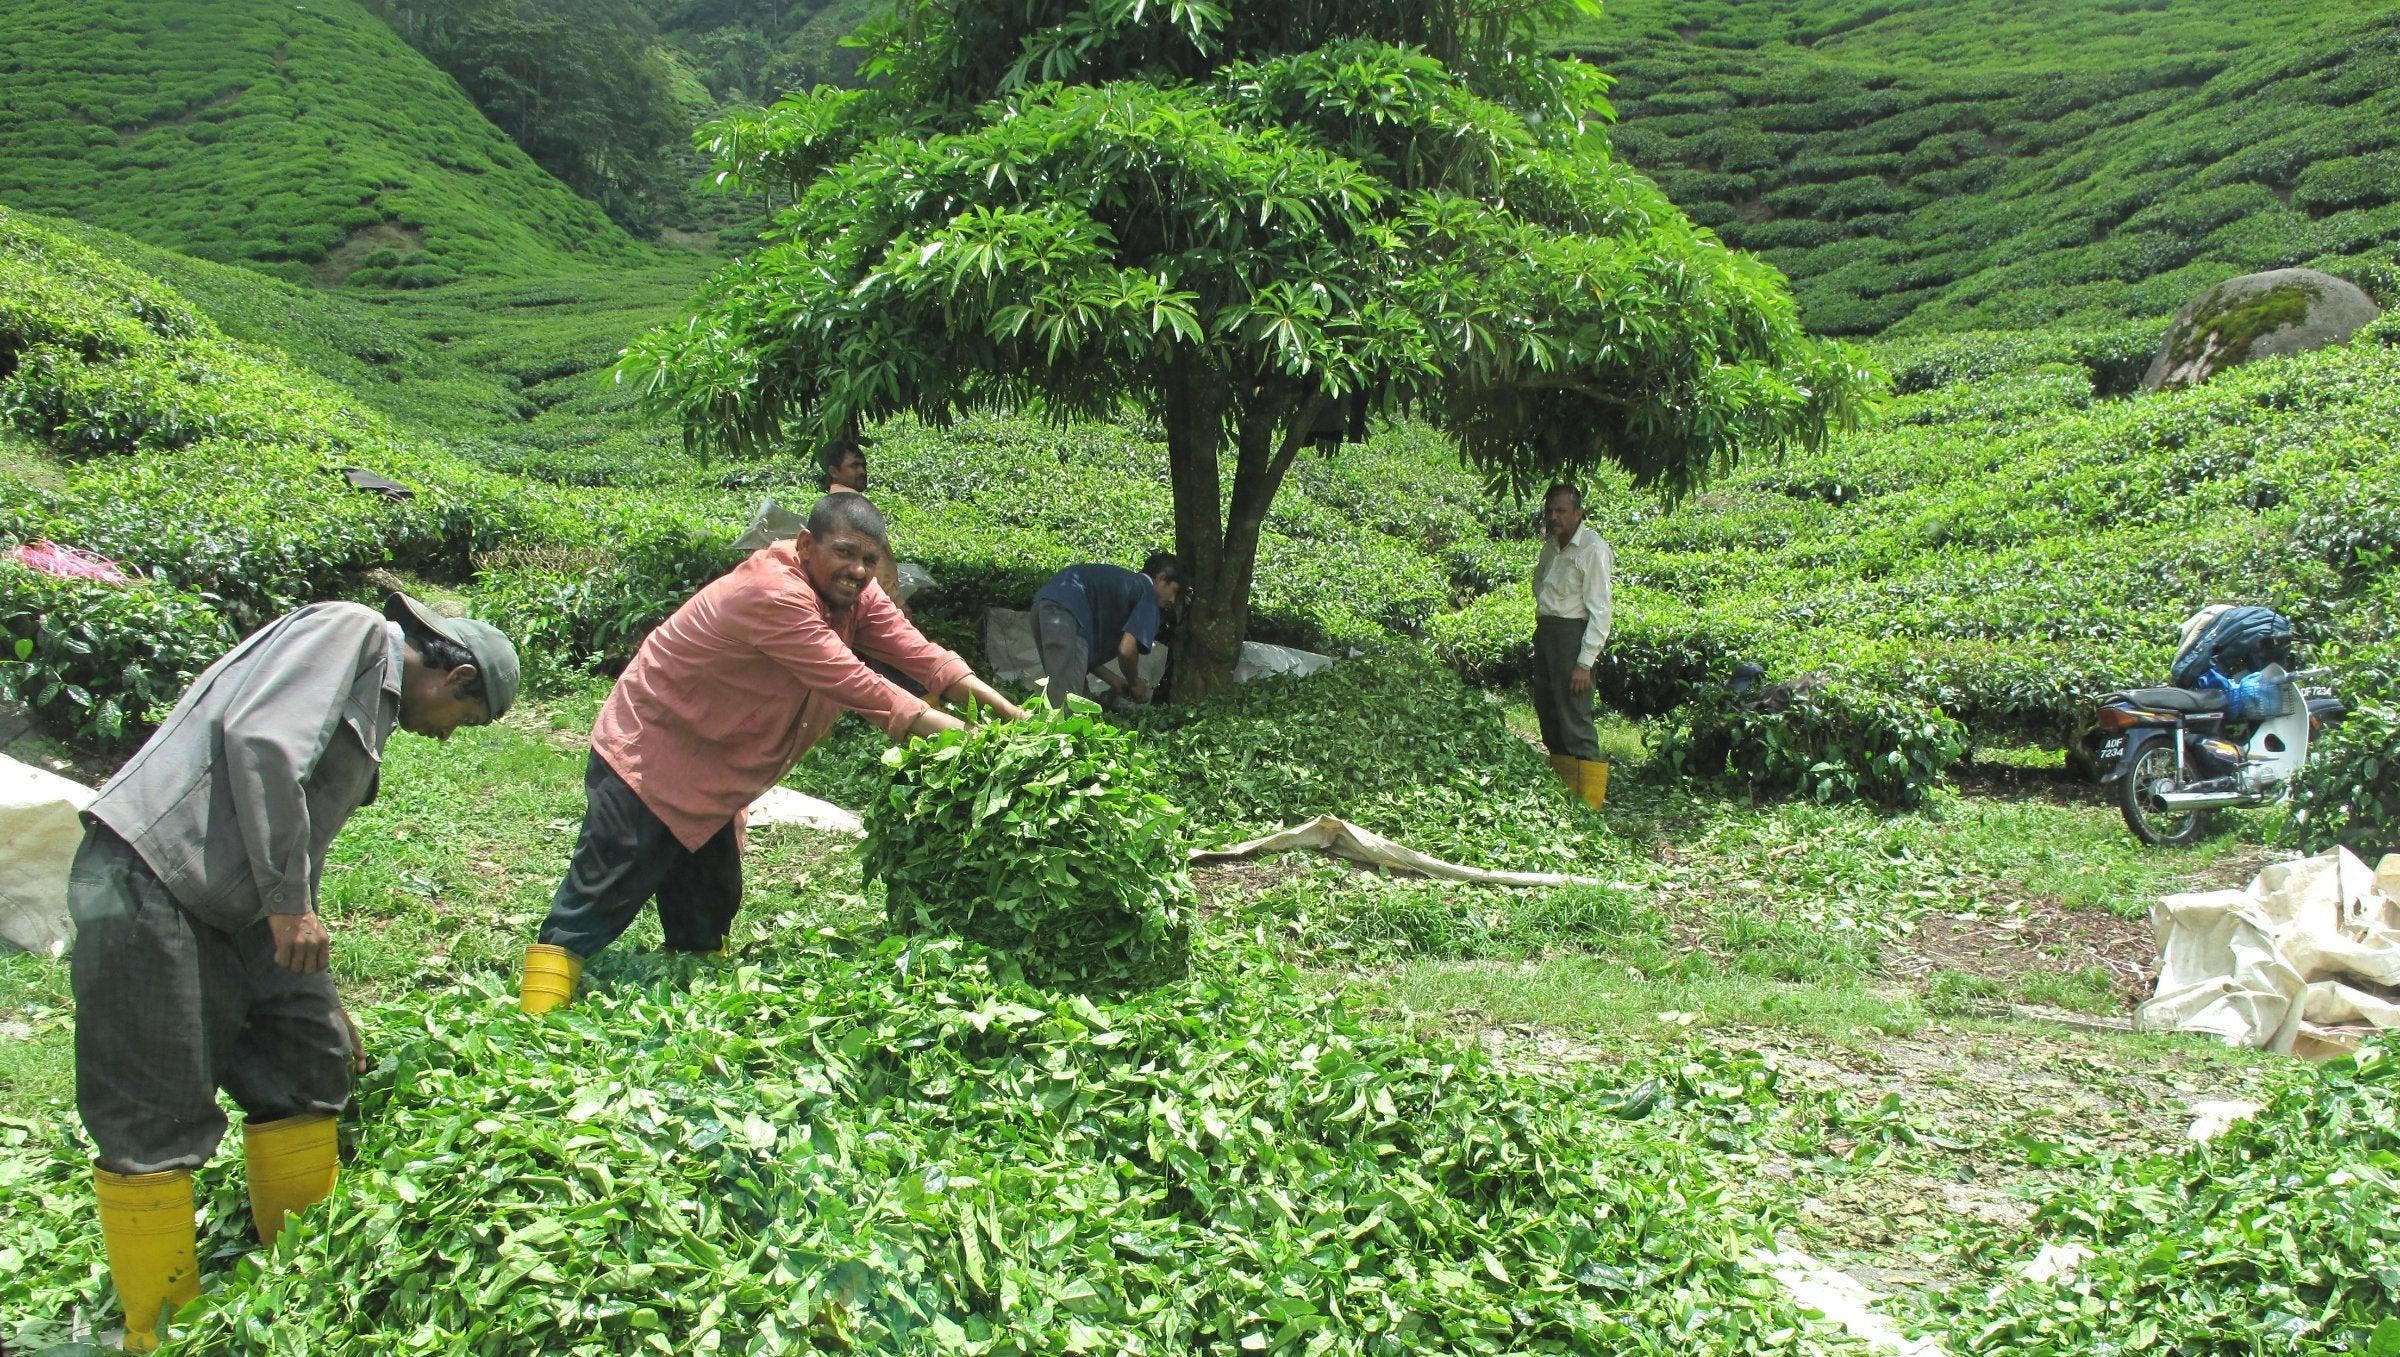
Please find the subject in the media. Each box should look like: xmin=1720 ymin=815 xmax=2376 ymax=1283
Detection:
xmin=1531 ymin=483 xmax=1613 ymax=808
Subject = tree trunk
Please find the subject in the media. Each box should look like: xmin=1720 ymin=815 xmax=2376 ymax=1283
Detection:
xmin=1162 ymin=369 xmax=1321 ymax=699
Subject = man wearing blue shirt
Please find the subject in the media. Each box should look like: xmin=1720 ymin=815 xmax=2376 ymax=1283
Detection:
xmin=1030 ymin=555 xmax=1188 ymax=709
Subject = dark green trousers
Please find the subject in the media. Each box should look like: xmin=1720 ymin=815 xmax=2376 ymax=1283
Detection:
xmin=1531 ymin=615 xmax=1602 ymax=762
xmin=69 ymin=826 xmax=351 ymax=1175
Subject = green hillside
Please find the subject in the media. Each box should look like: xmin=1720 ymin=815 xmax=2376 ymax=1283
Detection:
xmin=0 ymin=0 xmax=658 ymax=285
xmin=1562 ymin=0 xmax=2400 ymax=333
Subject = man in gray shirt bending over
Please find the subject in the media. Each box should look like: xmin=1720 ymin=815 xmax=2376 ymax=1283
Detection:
xmin=69 ymin=593 xmax=516 ymax=1350
xmin=1029 ymin=554 xmax=1188 ymax=709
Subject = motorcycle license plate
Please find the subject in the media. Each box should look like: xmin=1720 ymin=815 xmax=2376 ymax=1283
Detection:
xmin=2096 ymin=737 xmax=2126 ymax=762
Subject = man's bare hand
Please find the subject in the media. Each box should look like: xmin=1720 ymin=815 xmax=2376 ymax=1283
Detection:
xmin=907 ymin=705 xmax=969 ymax=739
xmin=1568 ymin=665 xmax=1593 ymax=696
xmin=1128 ymin=681 xmax=1152 ymax=704
xmin=269 ymin=911 xmax=332 ymax=974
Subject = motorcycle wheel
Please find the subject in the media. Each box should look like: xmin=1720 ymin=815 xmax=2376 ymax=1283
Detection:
xmin=2118 ymin=741 xmax=2213 ymax=847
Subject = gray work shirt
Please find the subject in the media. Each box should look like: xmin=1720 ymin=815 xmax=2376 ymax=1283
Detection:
xmin=84 ymin=602 xmax=403 ymax=935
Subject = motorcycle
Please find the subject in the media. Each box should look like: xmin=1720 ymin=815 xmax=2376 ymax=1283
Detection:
xmin=2091 ymin=665 xmax=2346 ymax=846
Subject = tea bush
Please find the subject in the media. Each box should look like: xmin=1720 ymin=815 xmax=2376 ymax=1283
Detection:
xmin=867 ymin=707 xmax=1194 ymax=991
xmin=1656 ymin=672 xmax=1969 ymax=809
xmin=1134 ymin=651 xmax=1602 ymax=872
xmin=0 ymin=565 xmax=232 ymax=743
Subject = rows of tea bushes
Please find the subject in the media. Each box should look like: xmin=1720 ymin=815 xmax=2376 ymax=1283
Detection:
xmin=1559 ymin=0 xmax=2400 ymax=336
xmin=1431 ymin=314 xmax=2400 ymax=824
xmin=6 ymin=194 xmax=2398 ymax=841
xmin=0 ymin=207 xmax=734 ymax=735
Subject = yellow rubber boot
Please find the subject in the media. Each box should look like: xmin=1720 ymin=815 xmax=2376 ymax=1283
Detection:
xmin=1576 ymin=759 xmax=1611 ymax=810
xmin=519 ymin=942 xmax=582 ymax=1014
xmin=1548 ymin=753 xmax=1577 ymax=787
xmin=93 ymin=1167 xmax=199 ymax=1352
xmin=244 ymin=1113 xmax=339 ymax=1246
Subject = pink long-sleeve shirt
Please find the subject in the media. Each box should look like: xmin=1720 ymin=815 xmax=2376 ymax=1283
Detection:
xmin=591 ymin=540 xmax=971 ymax=850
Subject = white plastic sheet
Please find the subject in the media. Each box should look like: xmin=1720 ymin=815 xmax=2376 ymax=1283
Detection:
xmin=2137 ymin=848 xmax=2400 ymax=1055
xmin=0 ymin=753 xmax=93 ymax=957
xmin=1190 ymin=815 xmax=1606 ymax=888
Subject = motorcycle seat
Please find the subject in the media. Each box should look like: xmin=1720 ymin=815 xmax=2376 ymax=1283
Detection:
xmin=2113 ymin=686 xmax=2230 ymax=714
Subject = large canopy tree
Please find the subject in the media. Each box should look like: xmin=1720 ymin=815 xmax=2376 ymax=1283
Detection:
xmin=620 ymin=0 xmax=1878 ymax=694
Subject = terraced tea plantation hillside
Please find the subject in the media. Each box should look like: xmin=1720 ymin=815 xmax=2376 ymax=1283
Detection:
xmin=1561 ymin=0 xmax=2400 ymax=334
xmin=0 ymin=0 xmax=658 ymax=283
xmin=3 ymin=0 xmax=2399 ymax=1350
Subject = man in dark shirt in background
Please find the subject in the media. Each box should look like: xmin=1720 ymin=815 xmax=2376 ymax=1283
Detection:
xmin=1029 ymin=554 xmax=1187 ymax=709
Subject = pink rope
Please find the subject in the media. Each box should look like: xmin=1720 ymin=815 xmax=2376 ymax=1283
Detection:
xmin=9 ymin=541 xmax=133 ymax=585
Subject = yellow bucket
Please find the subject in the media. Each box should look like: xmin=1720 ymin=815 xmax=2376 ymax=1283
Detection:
xmin=93 ymin=1167 xmax=199 ymax=1351
xmin=245 ymin=1114 xmax=339 ymax=1246
xmin=519 ymin=942 xmax=582 ymax=1014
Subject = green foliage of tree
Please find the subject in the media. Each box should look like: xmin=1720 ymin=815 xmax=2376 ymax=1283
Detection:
xmin=362 ymin=0 xmax=692 ymax=234
xmin=623 ymin=0 xmax=1877 ymax=692
xmin=0 ymin=0 xmax=653 ymax=283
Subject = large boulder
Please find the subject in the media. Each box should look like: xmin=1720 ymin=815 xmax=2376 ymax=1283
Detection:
xmin=2144 ymin=268 xmax=2382 ymax=391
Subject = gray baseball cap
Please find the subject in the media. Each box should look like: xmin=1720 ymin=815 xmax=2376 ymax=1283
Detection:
xmin=384 ymin=592 xmax=521 ymax=719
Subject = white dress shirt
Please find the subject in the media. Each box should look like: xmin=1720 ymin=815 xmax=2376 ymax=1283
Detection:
xmin=1533 ymin=524 xmax=1614 ymax=668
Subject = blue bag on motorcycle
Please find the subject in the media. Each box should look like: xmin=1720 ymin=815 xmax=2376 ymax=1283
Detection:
xmin=2197 ymin=666 xmax=2295 ymax=720
xmin=2170 ymin=605 xmax=2293 ymax=688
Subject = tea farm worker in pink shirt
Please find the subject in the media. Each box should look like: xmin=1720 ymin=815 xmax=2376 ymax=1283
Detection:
xmin=517 ymin=494 xmax=1025 ymax=1012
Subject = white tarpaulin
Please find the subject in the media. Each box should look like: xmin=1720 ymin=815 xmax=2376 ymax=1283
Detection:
xmin=1 ymin=753 xmax=93 ymax=957
xmin=982 ymin=608 xmax=1335 ymax=702
xmin=2136 ymin=848 xmax=2400 ymax=1055
xmin=1190 ymin=815 xmax=1606 ymax=888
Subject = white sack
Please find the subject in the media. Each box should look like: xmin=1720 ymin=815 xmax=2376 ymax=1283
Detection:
xmin=1190 ymin=814 xmax=1606 ymax=889
xmin=0 ymin=753 xmax=94 ymax=957
xmin=1231 ymin=641 xmax=1337 ymax=684
xmin=744 ymin=786 xmax=864 ymax=835
xmin=2137 ymin=848 xmax=2400 ymax=1054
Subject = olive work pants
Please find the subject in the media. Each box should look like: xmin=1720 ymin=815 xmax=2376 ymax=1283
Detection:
xmin=69 ymin=826 xmax=352 ymax=1176
xmin=536 ymin=752 xmax=741 ymax=960
xmin=1531 ymin=615 xmax=1603 ymax=763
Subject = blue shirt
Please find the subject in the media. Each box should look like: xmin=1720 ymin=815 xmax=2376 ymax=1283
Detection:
xmin=1033 ymin=564 xmax=1161 ymax=669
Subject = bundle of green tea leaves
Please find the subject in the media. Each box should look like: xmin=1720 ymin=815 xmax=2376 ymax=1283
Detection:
xmin=866 ymin=705 xmax=1192 ymax=990
xmin=2 ymin=940 xmax=1822 ymax=1354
